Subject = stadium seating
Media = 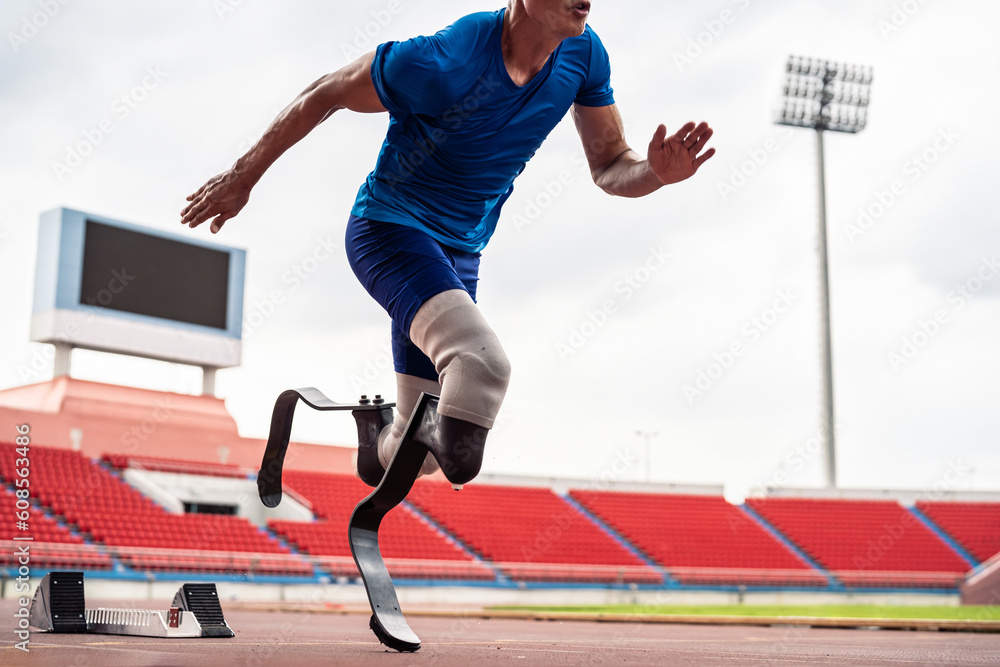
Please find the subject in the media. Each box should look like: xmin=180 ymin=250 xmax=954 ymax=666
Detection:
xmin=0 ymin=443 xmax=311 ymax=576
xmin=747 ymin=497 xmax=969 ymax=588
xmin=571 ymin=490 xmax=826 ymax=586
xmin=0 ymin=486 xmax=113 ymax=570
xmin=915 ymin=500 xmax=1000 ymax=563
xmin=0 ymin=443 xmax=987 ymax=591
xmin=271 ymin=470 xmax=494 ymax=580
xmin=407 ymin=481 xmax=663 ymax=584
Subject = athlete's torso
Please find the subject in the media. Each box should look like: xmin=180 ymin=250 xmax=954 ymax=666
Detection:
xmin=351 ymin=8 xmax=614 ymax=252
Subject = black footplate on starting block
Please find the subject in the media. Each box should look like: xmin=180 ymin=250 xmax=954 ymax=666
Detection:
xmin=257 ymin=388 xmax=395 ymax=508
xmin=172 ymin=583 xmax=235 ymax=638
xmin=349 ymin=392 xmax=442 ymax=652
xmin=28 ymin=571 xmax=87 ymax=633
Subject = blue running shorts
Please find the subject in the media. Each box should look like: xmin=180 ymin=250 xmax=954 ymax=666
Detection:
xmin=345 ymin=214 xmax=481 ymax=381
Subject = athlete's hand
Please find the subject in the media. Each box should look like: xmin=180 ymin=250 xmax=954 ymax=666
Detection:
xmin=647 ymin=121 xmax=715 ymax=186
xmin=181 ymin=169 xmax=252 ymax=234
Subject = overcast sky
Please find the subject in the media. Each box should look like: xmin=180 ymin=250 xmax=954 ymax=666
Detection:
xmin=1 ymin=1 xmax=997 ymax=499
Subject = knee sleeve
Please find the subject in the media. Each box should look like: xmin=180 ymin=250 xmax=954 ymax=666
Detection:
xmin=408 ymin=289 xmax=511 ymax=429
xmin=378 ymin=373 xmax=441 ymax=476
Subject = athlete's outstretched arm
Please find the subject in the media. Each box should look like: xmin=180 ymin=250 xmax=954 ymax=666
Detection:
xmin=572 ymin=103 xmax=715 ymax=198
xmin=182 ymin=52 xmax=386 ymax=233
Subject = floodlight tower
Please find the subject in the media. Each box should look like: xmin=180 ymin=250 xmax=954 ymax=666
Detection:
xmin=776 ymin=56 xmax=873 ymax=489
xmin=636 ymin=430 xmax=659 ymax=482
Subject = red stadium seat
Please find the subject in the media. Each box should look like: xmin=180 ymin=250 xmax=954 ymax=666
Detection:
xmin=915 ymin=500 xmax=1000 ymax=563
xmin=0 ymin=443 xmax=310 ymax=576
xmin=747 ymin=497 xmax=970 ymax=588
xmin=269 ymin=470 xmax=495 ymax=581
xmin=408 ymin=481 xmax=662 ymax=585
xmin=570 ymin=490 xmax=826 ymax=587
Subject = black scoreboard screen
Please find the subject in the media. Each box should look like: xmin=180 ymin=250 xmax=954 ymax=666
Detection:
xmin=79 ymin=220 xmax=231 ymax=330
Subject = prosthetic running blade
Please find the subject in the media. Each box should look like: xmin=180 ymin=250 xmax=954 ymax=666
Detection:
xmin=257 ymin=388 xmax=394 ymax=508
xmin=257 ymin=386 xmax=434 ymax=651
xmin=348 ymin=392 xmax=441 ymax=652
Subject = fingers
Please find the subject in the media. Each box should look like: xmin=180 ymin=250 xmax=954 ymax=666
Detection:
xmin=647 ymin=124 xmax=667 ymax=155
xmin=185 ymin=182 xmax=207 ymax=203
xmin=679 ymin=122 xmax=711 ymax=148
xmin=693 ymin=147 xmax=716 ymax=168
xmin=671 ymin=121 xmax=697 ymax=143
xmin=181 ymin=196 xmax=220 ymax=229
xmin=181 ymin=174 xmax=224 ymax=227
xmin=651 ymin=123 xmax=667 ymax=144
xmin=180 ymin=186 xmax=204 ymax=223
xmin=668 ymin=121 xmax=714 ymax=164
xmin=689 ymin=125 xmax=714 ymax=155
xmin=181 ymin=184 xmax=222 ymax=229
xmin=210 ymin=211 xmax=235 ymax=234
xmin=180 ymin=199 xmax=207 ymax=228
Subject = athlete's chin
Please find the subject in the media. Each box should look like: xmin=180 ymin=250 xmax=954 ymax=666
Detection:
xmin=541 ymin=9 xmax=588 ymax=38
xmin=557 ymin=18 xmax=587 ymax=38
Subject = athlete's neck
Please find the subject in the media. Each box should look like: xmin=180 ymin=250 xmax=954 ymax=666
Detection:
xmin=502 ymin=2 xmax=574 ymax=87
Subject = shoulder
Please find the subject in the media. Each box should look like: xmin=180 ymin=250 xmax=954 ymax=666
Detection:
xmin=439 ymin=11 xmax=500 ymax=54
xmin=389 ymin=10 xmax=499 ymax=74
xmin=560 ymin=24 xmax=614 ymax=106
xmin=373 ymin=11 xmax=499 ymax=114
xmin=562 ymin=24 xmax=610 ymax=61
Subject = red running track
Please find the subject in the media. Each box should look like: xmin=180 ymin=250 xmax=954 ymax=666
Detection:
xmin=3 ymin=602 xmax=999 ymax=666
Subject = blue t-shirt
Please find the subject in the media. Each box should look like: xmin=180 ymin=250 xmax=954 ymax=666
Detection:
xmin=351 ymin=8 xmax=615 ymax=252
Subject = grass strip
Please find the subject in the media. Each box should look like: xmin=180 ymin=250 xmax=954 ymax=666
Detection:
xmin=489 ymin=605 xmax=1000 ymax=621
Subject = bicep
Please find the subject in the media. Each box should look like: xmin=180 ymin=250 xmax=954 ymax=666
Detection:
xmin=307 ymin=52 xmax=386 ymax=117
xmin=571 ymin=103 xmax=632 ymax=181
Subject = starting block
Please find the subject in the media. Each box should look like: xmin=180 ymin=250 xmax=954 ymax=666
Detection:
xmin=258 ymin=387 xmax=442 ymax=652
xmin=29 ymin=572 xmax=234 ymax=638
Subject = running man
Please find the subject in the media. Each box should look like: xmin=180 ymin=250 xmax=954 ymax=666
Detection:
xmin=181 ymin=1 xmax=715 ymax=488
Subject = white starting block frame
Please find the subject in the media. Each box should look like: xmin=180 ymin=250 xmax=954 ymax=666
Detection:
xmin=29 ymin=571 xmax=234 ymax=639
xmin=85 ymin=607 xmax=203 ymax=638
